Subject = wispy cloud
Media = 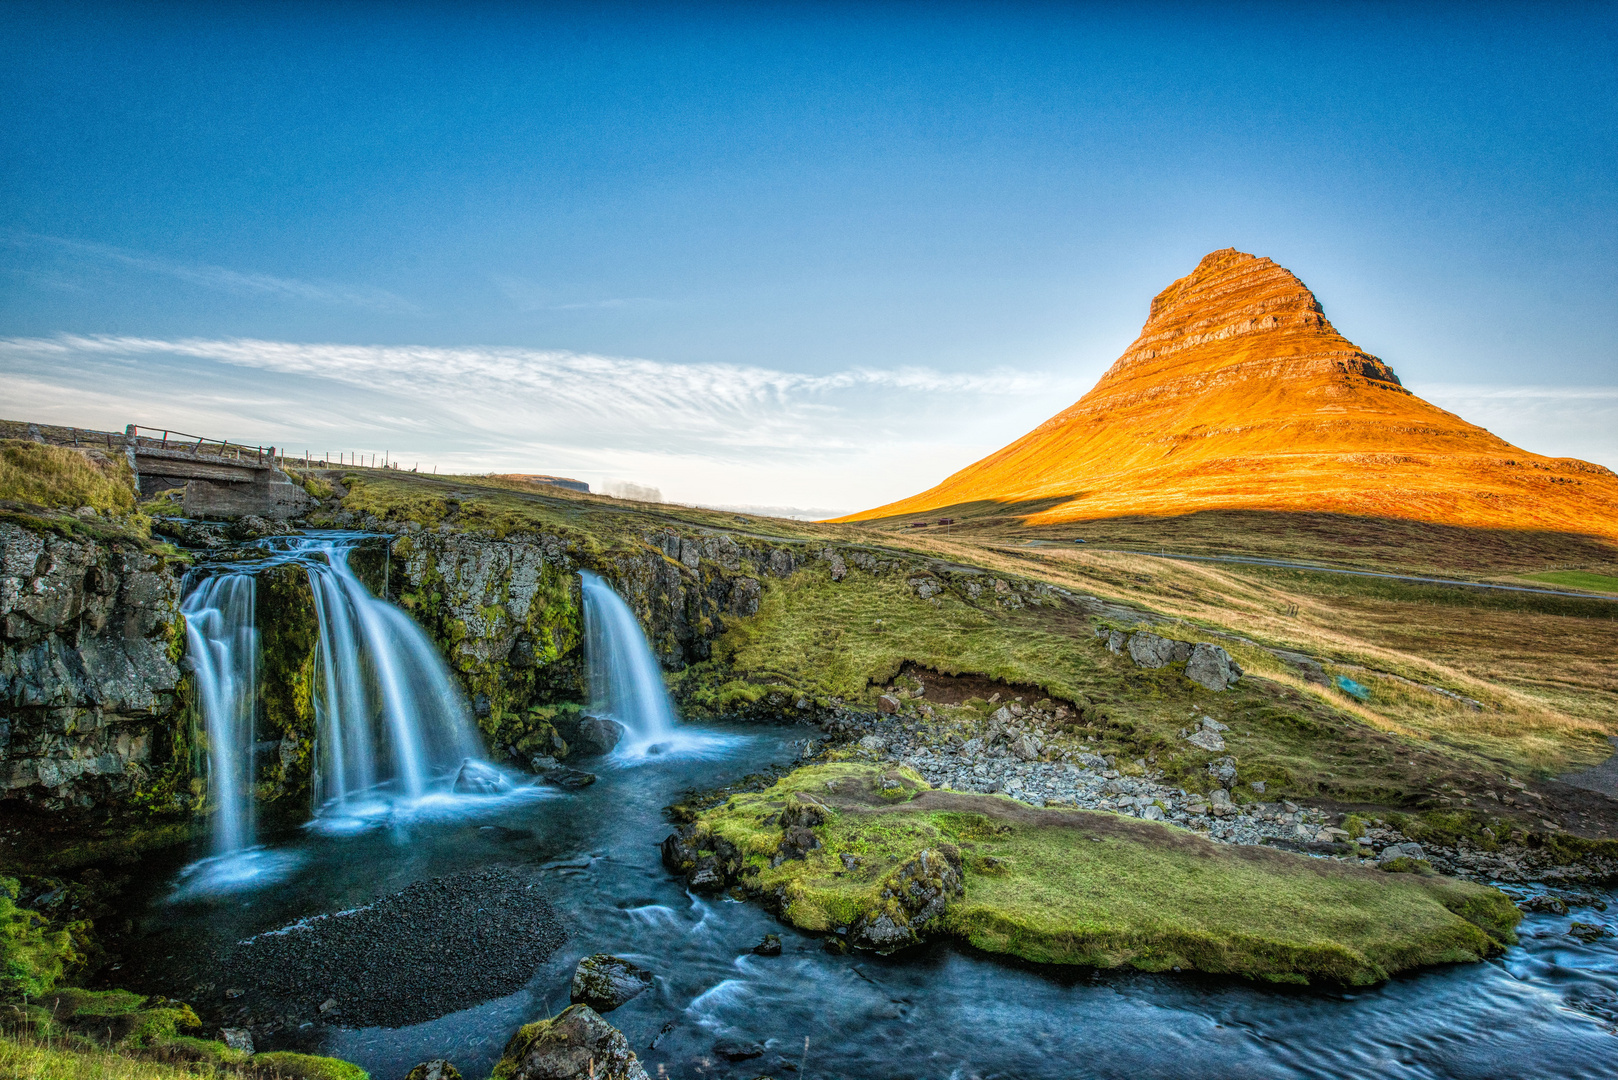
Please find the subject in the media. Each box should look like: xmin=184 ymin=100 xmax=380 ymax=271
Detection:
xmin=2 ymin=232 xmax=418 ymax=313
xmin=0 ymin=334 xmax=1083 ymax=508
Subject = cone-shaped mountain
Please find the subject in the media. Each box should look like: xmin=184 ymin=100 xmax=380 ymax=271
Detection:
xmin=838 ymin=249 xmax=1618 ymax=540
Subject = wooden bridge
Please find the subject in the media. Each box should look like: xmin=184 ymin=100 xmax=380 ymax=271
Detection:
xmin=121 ymin=425 xmax=279 ymax=496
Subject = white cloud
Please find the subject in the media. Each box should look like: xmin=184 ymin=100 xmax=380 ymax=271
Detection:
xmin=0 ymin=334 xmax=1083 ymax=510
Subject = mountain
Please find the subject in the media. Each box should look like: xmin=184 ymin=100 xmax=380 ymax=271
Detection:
xmin=837 ymin=249 xmax=1618 ymax=540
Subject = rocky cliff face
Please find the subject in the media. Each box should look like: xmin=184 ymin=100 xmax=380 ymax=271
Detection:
xmin=839 ymin=248 xmax=1618 ymax=539
xmin=380 ymin=524 xmax=805 ymax=762
xmin=0 ymin=523 xmax=187 ymax=814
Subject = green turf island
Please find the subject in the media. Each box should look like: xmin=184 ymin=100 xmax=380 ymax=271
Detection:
xmin=665 ymin=764 xmax=1522 ymax=986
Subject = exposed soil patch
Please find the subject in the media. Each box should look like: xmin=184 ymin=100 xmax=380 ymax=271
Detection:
xmin=222 ymin=867 xmax=564 ymax=1030
xmin=895 ymin=662 xmax=1071 ymax=709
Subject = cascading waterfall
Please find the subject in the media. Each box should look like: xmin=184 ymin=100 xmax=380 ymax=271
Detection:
xmin=180 ymin=534 xmax=488 ymax=865
xmin=293 ymin=536 xmax=484 ymax=805
xmin=580 ymin=570 xmax=681 ymax=757
xmin=181 ymin=573 xmax=259 ymax=855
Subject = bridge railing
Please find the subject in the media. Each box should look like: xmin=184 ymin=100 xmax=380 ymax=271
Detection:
xmin=124 ymin=425 xmax=272 ymax=464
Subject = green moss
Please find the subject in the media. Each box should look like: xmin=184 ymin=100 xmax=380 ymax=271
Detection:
xmin=251 ymin=1051 xmax=370 ymax=1080
xmin=149 ymin=1035 xmax=250 ymax=1067
xmin=689 ymin=764 xmax=1520 ymax=986
xmin=255 ymin=564 xmax=320 ymax=804
xmin=0 ymin=876 xmax=78 ymax=1000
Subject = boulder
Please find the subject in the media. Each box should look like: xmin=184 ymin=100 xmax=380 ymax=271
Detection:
xmin=405 ymin=1061 xmax=462 ymax=1080
xmin=494 ymin=1005 xmax=650 ymax=1080
xmin=1208 ymin=789 xmax=1235 ymax=816
xmin=571 ymin=716 xmax=623 ymax=757
xmin=1185 ymin=726 xmax=1226 ymax=752
xmin=1186 ymin=643 xmax=1242 ymax=691
xmin=876 ymin=694 xmax=901 ymax=715
xmin=453 ymin=759 xmax=510 ymax=795
xmin=712 ymin=1038 xmax=765 ymax=1061
xmin=570 ymin=954 xmax=653 ymax=1013
xmin=1378 ymin=842 xmax=1426 ymax=864
xmin=537 ymin=766 xmax=597 ymax=790
xmin=1207 ymin=756 xmax=1238 ymax=786
xmin=1010 ymin=734 xmax=1041 ymax=761
xmin=1127 ymin=631 xmax=1193 ymax=669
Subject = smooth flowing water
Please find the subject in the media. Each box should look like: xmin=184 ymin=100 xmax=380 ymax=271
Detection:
xmin=113 ymin=725 xmax=1617 ymax=1079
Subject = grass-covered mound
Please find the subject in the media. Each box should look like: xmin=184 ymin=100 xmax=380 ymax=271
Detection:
xmin=682 ymin=764 xmax=1521 ymax=986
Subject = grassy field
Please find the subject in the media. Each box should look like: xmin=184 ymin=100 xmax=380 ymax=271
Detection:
xmin=692 ymin=764 xmax=1519 ymax=985
xmin=1517 ymin=570 xmax=1618 ymax=595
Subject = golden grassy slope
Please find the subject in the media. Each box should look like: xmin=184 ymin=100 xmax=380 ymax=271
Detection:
xmin=839 ymin=249 xmax=1618 ymax=540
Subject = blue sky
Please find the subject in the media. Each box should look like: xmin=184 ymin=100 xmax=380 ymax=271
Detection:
xmin=2 ymin=2 xmax=1614 ymax=512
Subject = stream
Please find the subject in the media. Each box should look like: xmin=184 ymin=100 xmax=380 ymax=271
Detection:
xmin=111 ymin=721 xmax=1616 ymax=1080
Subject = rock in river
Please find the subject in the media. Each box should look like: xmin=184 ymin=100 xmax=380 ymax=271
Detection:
xmin=570 ymin=954 xmax=653 ymax=1013
xmin=453 ymin=759 xmax=510 ymax=794
xmin=494 ymin=1004 xmax=650 ymax=1080
xmin=405 ymin=1061 xmax=462 ymax=1080
xmin=571 ymin=715 xmax=623 ymax=756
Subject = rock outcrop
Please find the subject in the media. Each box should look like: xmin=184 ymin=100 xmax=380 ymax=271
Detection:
xmin=1104 ymin=628 xmax=1242 ymax=691
xmin=493 ymin=1005 xmax=649 ymax=1080
xmin=838 ymin=248 xmax=1618 ymax=540
xmin=0 ymin=522 xmax=187 ymax=812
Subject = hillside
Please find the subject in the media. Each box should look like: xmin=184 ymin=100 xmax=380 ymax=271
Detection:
xmin=837 ymin=249 xmax=1618 ymax=541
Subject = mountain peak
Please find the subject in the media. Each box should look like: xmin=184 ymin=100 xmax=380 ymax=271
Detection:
xmin=836 ymin=251 xmax=1618 ymax=539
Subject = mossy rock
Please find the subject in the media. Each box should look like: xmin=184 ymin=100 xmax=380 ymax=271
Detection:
xmin=682 ymin=764 xmax=1522 ymax=985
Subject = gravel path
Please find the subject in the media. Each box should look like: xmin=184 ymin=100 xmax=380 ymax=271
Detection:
xmin=223 ymin=866 xmax=565 ymax=1030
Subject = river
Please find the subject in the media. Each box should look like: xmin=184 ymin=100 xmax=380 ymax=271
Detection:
xmin=112 ymin=721 xmax=1616 ymax=1080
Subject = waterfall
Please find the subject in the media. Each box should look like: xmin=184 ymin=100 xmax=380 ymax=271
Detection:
xmin=181 ymin=573 xmax=259 ymax=855
xmin=180 ymin=534 xmax=487 ymax=861
xmin=580 ymin=570 xmax=681 ymax=758
xmin=295 ymin=536 xmax=484 ymax=804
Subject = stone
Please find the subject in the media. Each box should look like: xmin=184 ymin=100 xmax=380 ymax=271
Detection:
xmin=1378 ymin=842 xmax=1426 ymax=864
xmin=570 ymin=954 xmax=653 ymax=1013
xmin=1209 ymin=789 xmax=1235 ymax=816
xmin=847 ymin=846 xmax=963 ymax=952
xmin=713 ymin=1038 xmax=765 ymax=1061
xmin=1186 ymin=643 xmax=1242 ymax=691
xmin=1127 ymin=631 xmax=1193 ymax=669
xmin=570 ymin=716 xmax=623 ymax=756
xmin=768 ymin=549 xmax=795 ymax=577
xmin=1207 ymin=756 xmax=1238 ymax=786
xmin=859 ymin=734 xmax=889 ymax=750
xmin=217 ymin=1028 xmax=254 ymax=1054
xmin=452 ymin=759 xmax=510 ymax=795
xmin=537 ymin=766 xmax=597 ymax=790
xmin=405 ymin=1062 xmax=462 ymax=1080
xmin=494 ymin=1004 xmax=650 ymax=1080
xmin=753 ymin=934 xmax=782 ymax=956
xmin=1569 ymin=922 xmax=1612 ymax=944
xmin=876 ymin=695 xmax=901 ymax=715
xmin=1185 ymin=727 xmax=1226 ymax=752
xmin=823 ymin=549 xmax=847 ymax=582
xmin=1011 ymin=734 xmax=1041 ymax=761
xmin=1519 ymin=895 xmax=1569 ymax=915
